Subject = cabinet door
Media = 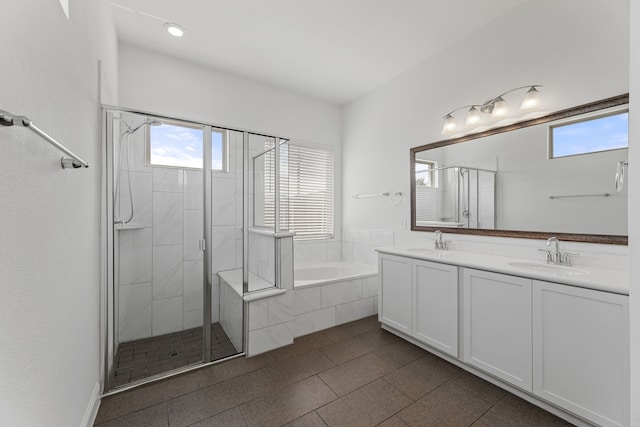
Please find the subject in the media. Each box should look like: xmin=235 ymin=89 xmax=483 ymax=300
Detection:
xmin=533 ymin=281 xmax=629 ymax=427
xmin=413 ymin=259 xmax=458 ymax=357
xmin=379 ymin=254 xmax=412 ymax=335
xmin=462 ymin=268 xmax=532 ymax=391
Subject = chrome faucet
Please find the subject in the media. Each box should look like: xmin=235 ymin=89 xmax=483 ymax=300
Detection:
xmin=434 ymin=230 xmax=448 ymax=251
xmin=538 ymin=236 xmax=578 ymax=265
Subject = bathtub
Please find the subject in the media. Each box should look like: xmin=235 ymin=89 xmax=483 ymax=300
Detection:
xmin=294 ymin=261 xmax=377 ymax=288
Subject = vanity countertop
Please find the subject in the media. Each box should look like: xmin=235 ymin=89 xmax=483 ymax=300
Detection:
xmin=376 ymin=246 xmax=629 ymax=295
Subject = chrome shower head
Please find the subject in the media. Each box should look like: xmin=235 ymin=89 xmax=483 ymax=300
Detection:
xmin=126 ymin=119 xmax=162 ymax=135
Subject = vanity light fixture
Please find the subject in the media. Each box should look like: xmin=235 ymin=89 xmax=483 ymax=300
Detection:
xmin=441 ymin=85 xmax=543 ymax=135
xmin=164 ymin=22 xmax=186 ymax=37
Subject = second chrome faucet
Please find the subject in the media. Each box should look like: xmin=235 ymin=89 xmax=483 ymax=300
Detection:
xmin=434 ymin=230 xmax=449 ymax=251
xmin=539 ymin=236 xmax=578 ymax=265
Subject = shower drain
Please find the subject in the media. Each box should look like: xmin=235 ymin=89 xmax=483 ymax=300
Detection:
xmin=168 ymin=351 xmax=180 ymax=358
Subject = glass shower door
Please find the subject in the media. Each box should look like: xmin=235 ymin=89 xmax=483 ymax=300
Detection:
xmin=108 ymin=112 xmax=206 ymax=389
xmin=105 ymin=109 xmax=246 ymax=392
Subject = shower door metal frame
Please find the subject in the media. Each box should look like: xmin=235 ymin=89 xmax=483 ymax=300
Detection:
xmin=202 ymin=127 xmax=213 ymax=362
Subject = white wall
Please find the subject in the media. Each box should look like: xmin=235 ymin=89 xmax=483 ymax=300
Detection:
xmin=118 ymin=42 xmax=343 ymax=242
xmin=344 ymin=0 xmax=634 ymax=421
xmin=628 ymin=0 xmax=639 ymax=424
xmin=119 ymin=44 xmax=341 ymax=145
xmin=342 ymin=0 xmax=629 ymax=236
xmin=0 ymin=0 xmax=117 ymax=425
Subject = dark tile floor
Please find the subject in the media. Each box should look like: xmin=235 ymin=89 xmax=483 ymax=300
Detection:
xmin=96 ymin=316 xmax=575 ymax=427
xmin=110 ymin=323 xmax=238 ymax=388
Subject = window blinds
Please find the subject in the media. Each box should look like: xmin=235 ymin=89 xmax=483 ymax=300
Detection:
xmin=263 ymin=143 xmax=334 ymax=240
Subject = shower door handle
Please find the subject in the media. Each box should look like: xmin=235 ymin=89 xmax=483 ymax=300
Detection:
xmin=199 ymin=239 xmax=206 ymax=251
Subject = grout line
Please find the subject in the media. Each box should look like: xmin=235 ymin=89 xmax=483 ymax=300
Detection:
xmin=467 ymin=393 xmax=507 ymax=426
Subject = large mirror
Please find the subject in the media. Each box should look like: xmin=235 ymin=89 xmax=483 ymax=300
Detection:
xmin=410 ymin=94 xmax=629 ymax=245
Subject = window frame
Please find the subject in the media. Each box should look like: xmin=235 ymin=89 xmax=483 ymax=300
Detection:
xmin=145 ymin=118 xmax=229 ymax=172
xmin=548 ymin=108 xmax=628 ymax=160
xmin=415 ymin=159 xmax=438 ymax=188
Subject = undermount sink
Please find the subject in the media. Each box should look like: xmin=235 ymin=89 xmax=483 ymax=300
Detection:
xmin=406 ymin=248 xmax=450 ymax=257
xmin=508 ymin=261 xmax=589 ymax=276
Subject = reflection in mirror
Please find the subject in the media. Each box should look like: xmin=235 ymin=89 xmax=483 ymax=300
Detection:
xmin=415 ymin=164 xmax=496 ymax=229
xmin=411 ymin=94 xmax=629 ymax=244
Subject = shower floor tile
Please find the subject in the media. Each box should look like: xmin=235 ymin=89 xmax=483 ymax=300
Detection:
xmin=110 ymin=322 xmax=238 ymax=388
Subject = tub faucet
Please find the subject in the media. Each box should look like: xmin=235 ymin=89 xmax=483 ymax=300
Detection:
xmin=434 ymin=230 xmax=448 ymax=251
xmin=538 ymin=236 xmax=578 ymax=265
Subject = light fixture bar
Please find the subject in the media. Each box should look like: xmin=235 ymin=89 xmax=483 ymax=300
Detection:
xmin=441 ymin=85 xmax=543 ymax=135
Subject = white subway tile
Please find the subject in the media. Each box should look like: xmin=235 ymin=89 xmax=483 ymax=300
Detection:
xmin=211 ymin=178 xmax=237 ymax=226
xmin=247 ymin=323 xmax=293 ymax=356
xmin=153 ymin=168 xmax=184 ymax=192
xmin=362 ymin=276 xmax=379 ymax=298
xmin=152 ymin=296 xmax=183 ymax=336
xmin=268 ymin=292 xmax=295 ymax=325
xmin=118 ymin=227 xmax=152 ymax=286
xmin=295 ymin=241 xmax=327 ymax=264
xmin=211 ymin=226 xmax=237 ymax=274
xmin=341 ymin=242 xmax=354 ymax=262
xmin=249 ymin=299 xmax=269 ymax=331
xmin=153 ymin=192 xmax=183 ymax=245
xmin=292 ymin=286 xmax=322 ymax=315
xmin=183 ymin=259 xmax=203 ymax=312
xmin=353 ymin=243 xmax=377 ymax=266
xmin=321 ymin=280 xmax=362 ymax=307
xmin=152 ymin=245 xmax=183 ymax=300
xmin=183 ymin=170 xmax=203 ymax=210
xmin=336 ymin=297 xmax=375 ymax=325
xmin=183 ymin=309 xmax=203 ymax=330
xmin=287 ymin=307 xmax=336 ymax=338
xmin=327 ymin=241 xmax=342 ymax=261
xmin=118 ymin=282 xmax=152 ymax=342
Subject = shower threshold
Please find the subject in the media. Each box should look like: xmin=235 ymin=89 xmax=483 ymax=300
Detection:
xmin=110 ymin=322 xmax=238 ymax=388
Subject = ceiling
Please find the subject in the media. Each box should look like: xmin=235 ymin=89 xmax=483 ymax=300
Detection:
xmin=111 ymin=0 xmax=529 ymax=105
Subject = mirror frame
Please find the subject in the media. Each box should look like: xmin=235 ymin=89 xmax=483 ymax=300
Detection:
xmin=410 ymin=93 xmax=629 ymax=245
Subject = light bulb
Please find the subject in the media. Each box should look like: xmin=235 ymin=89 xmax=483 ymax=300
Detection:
xmin=465 ymin=106 xmax=481 ymax=127
xmin=164 ymin=22 xmax=186 ymax=37
xmin=521 ymin=86 xmax=541 ymax=110
xmin=442 ymin=114 xmax=457 ymax=134
xmin=491 ymin=97 xmax=508 ymax=119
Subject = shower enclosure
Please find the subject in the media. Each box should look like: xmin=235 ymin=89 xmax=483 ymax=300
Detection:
xmin=103 ymin=107 xmax=288 ymax=391
xmin=415 ymin=165 xmax=496 ymax=229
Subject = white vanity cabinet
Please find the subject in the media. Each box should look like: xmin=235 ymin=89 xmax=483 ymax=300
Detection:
xmin=378 ymin=249 xmax=630 ymax=427
xmin=413 ymin=259 xmax=458 ymax=357
xmin=379 ymin=254 xmax=412 ymax=335
xmin=461 ymin=268 xmax=532 ymax=392
xmin=378 ymin=254 xmax=458 ymax=357
xmin=532 ymin=280 xmax=629 ymax=427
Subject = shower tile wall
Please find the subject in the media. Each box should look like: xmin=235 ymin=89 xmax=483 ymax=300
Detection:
xmin=117 ymin=129 xmax=243 ymax=343
xmin=293 ymin=229 xmax=394 ymax=268
xmin=248 ymin=231 xmax=277 ymax=286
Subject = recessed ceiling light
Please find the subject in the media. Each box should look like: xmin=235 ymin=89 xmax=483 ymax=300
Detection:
xmin=164 ymin=22 xmax=186 ymax=37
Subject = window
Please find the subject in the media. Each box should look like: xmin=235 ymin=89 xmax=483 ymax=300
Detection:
xmin=549 ymin=109 xmax=628 ymax=159
xmin=263 ymin=143 xmax=334 ymax=240
xmin=415 ymin=159 xmax=438 ymax=188
xmin=148 ymin=121 xmax=227 ymax=171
